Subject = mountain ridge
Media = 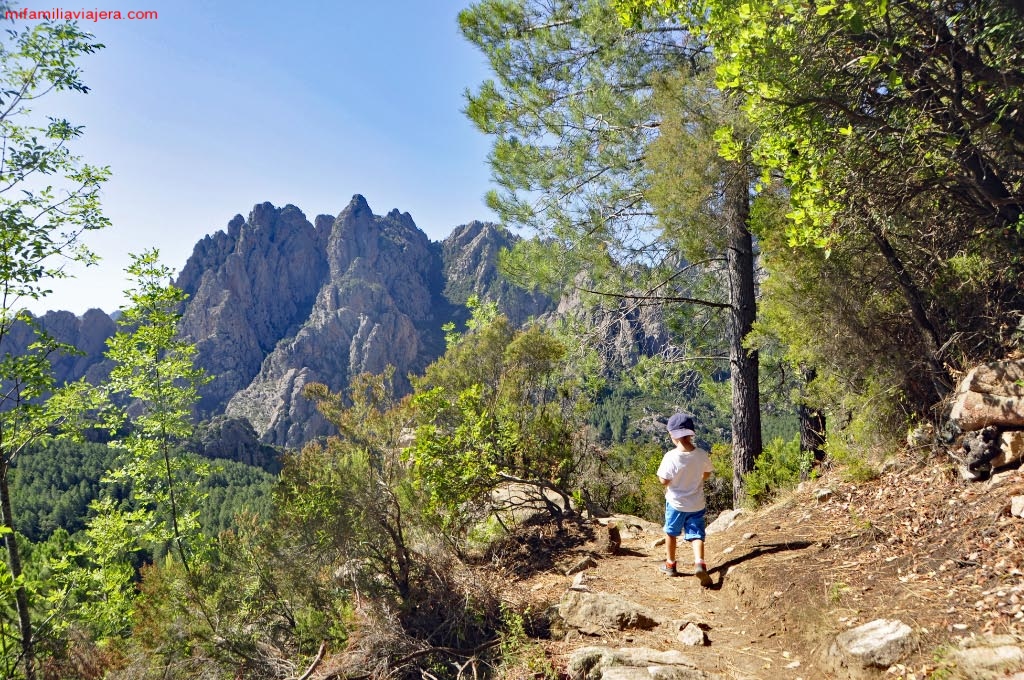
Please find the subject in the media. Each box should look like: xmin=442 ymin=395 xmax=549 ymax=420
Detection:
xmin=14 ymin=193 xmax=671 ymax=454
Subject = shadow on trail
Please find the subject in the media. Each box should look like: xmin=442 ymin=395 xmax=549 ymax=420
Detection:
xmin=702 ymin=540 xmax=814 ymax=591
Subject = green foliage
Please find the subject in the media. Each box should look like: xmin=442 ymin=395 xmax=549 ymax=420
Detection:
xmin=409 ymin=308 xmax=587 ymax=547
xmin=706 ymin=442 xmax=734 ymax=514
xmin=196 ymin=458 xmax=274 ymax=537
xmin=281 ymin=368 xmax=418 ymax=600
xmin=588 ymin=440 xmax=665 ymax=521
xmin=496 ymin=605 xmax=556 ymax=679
xmin=743 ymin=434 xmax=807 ymax=507
xmin=630 ymin=0 xmax=1024 ymax=411
xmin=0 ymin=16 xmax=108 ymax=679
xmin=10 ymin=441 xmax=120 ymax=541
xmin=60 ymin=252 xmax=211 ymax=649
xmin=99 ymin=251 xmax=210 ymax=566
xmin=126 ymin=515 xmax=349 ymax=678
xmin=460 ymin=0 xmax=703 ymax=296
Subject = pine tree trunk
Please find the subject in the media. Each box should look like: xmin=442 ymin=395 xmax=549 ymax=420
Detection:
xmin=0 ymin=463 xmax=35 ymax=680
xmin=725 ymin=159 xmax=763 ymax=507
xmin=798 ymin=368 xmax=826 ymax=477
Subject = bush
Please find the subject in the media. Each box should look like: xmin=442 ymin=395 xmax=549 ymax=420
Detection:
xmin=743 ymin=434 xmax=807 ymax=506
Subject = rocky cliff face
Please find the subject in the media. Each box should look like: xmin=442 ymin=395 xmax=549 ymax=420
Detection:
xmin=552 ymin=272 xmax=670 ymax=371
xmin=175 ymin=203 xmax=329 ymax=415
xmin=442 ymin=221 xmax=551 ymax=326
xmin=18 ymin=196 xmax=652 ymax=454
xmin=0 ymin=309 xmax=117 ymax=388
xmin=169 ymin=196 xmax=553 ymax=449
xmin=221 ymin=195 xmax=451 ymax=447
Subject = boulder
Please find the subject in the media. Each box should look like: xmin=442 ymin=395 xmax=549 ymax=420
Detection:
xmin=491 ymin=482 xmax=571 ymax=527
xmin=948 ymin=361 xmax=1024 ymax=432
xmin=603 ymin=514 xmax=665 ymax=537
xmin=556 ymin=591 xmax=661 ymax=635
xmin=566 ymin=556 xmax=599 ymax=576
xmin=959 ymin=361 xmax=1024 ymax=398
xmin=706 ymin=509 xmax=745 ymax=535
xmin=949 ymin=635 xmax=1024 ymax=679
xmin=825 ymin=619 xmax=914 ymax=679
xmin=567 ymin=646 xmax=720 ymax=680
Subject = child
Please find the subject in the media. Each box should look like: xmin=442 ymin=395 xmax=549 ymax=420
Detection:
xmin=657 ymin=412 xmax=714 ymax=586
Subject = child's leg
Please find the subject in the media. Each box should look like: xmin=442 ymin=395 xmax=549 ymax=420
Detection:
xmin=665 ymin=534 xmax=677 ymax=564
xmin=690 ymin=538 xmax=705 ymax=564
xmin=682 ymin=509 xmax=708 ymax=566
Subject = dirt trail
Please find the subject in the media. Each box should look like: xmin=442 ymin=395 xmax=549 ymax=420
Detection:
xmin=505 ymin=454 xmax=1024 ymax=679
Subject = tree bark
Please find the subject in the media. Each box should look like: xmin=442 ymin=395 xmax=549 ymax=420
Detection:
xmin=724 ymin=159 xmax=763 ymax=506
xmin=868 ymin=223 xmax=953 ymax=400
xmin=0 ymin=463 xmax=35 ymax=680
xmin=798 ymin=367 xmax=826 ymax=478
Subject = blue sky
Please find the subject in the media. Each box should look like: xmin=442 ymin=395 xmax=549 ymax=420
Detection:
xmin=22 ymin=0 xmax=497 ymax=315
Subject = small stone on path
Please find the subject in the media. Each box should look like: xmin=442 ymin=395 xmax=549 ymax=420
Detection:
xmin=676 ymin=622 xmax=707 ymax=647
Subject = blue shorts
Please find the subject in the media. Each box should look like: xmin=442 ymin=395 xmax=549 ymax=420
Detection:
xmin=664 ymin=503 xmax=706 ymax=541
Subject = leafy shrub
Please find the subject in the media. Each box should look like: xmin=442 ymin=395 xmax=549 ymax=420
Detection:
xmin=743 ymin=434 xmax=806 ymax=506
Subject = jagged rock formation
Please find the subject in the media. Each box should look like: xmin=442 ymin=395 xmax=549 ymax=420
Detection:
xmin=176 ymin=203 xmax=330 ymax=414
xmin=169 ymin=195 xmax=556 ymax=449
xmin=221 ymin=196 xmax=451 ymax=447
xmin=442 ymin=220 xmax=551 ymax=326
xmin=14 ymin=195 xmax=671 ymax=454
xmin=0 ymin=309 xmax=117 ymax=387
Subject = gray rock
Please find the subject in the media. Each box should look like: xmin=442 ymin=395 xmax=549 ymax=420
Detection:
xmin=492 ymin=482 xmax=571 ymax=527
xmin=825 ymin=619 xmax=914 ymax=678
xmin=0 ymin=309 xmax=118 ymax=388
xmin=441 ymin=220 xmax=552 ymax=326
xmin=676 ymin=623 xmax=706 ymax=647
xmin=178 ymin=203 xmax=329 ymax=417
xmin=567 ymin=647 xmax=719 ymax=680
xmin=816 ymin=488 xmax=835 ymax=502
xmin=557 ymin=591 xmax=661 ymax=633
xmin=950 ymin=635 xmax=1024 ymax=679
xmin=570 ymin=572 xmax=592 ymax=592
xmin=223 ymin=197 xmax=446 ymax=447
xmin=706 ymin=509 xmax=744 ymax=535
xmin=1012 ymin=496 xmax=1024 ymax=518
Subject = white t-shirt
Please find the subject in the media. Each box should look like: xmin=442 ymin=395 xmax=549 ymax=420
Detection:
xmin=657 ymin=446 xmax=713 ymax=512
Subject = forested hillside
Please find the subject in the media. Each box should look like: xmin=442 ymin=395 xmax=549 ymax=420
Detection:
xmin=0 ymin=1 xmax=1020 ymax=679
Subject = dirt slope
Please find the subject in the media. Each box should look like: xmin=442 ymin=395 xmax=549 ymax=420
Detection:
xmin=499 ymin=449 xmax=1024 ymax=679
